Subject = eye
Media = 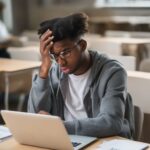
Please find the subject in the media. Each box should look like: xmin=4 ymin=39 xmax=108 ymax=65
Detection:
xmin=61 ymin=49 xmax=71 ymax=56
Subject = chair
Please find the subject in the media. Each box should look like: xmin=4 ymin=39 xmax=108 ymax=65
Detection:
xmin=7 ymin=46 xmax=41 ymax=61
xmin=105 ymin=30 xmax=130 ymax=38
xmin=139 ymin=59 xmax=150 ymax=72
xmin=88 ymin=39 xmax=122 ymax=56
xmin=110 ymin=55 xmax=136 ymax=71
xmin=96 ymin=52 xmax=136 ymax=71
xmin=134 ymin=105 xmax=144 ymax=141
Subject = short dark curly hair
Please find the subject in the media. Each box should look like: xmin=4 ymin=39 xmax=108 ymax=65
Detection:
xmin=38 ymin=13 xmax=88 ymax=42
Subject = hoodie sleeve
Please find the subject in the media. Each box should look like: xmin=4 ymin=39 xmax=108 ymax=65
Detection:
xmin=27 ymin=73 xmax=52 ymax=113
xmin=64 ymin=68 xmax=132 ymax=138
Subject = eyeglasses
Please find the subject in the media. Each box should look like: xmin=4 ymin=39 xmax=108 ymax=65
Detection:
xmin=49 ymin=41 xmax=80 ymax=61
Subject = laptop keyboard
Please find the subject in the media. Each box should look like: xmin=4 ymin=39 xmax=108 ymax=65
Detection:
xmin=72 ymin=142 xmax=81 ymax=147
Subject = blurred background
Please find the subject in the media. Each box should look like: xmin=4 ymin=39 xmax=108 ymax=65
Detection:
xmin=1 ymin=0 xmax=150 ymax=34
xmin=1 ymin=0 xmax=150 ymax=143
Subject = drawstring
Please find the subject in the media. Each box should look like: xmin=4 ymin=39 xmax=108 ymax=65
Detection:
xmin=49 ymin=62 xmax=61 ymax=115
xmin=56 ymin=65 xmax=61 ymax=98
xmin=49 ymin=61 xmax=61 ymax=98
xmin=55 ymin=64 xmax=62 ymax=115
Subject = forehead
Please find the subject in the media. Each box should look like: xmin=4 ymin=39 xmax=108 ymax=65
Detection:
xmin=52 ymin=39 xmax=76 ymax=52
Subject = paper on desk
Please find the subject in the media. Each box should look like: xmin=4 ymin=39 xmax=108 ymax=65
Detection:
xmin=0 ymin=126 xmax=12 ymax=141
xmin=96 ymin=139 xmax=149 ymax=150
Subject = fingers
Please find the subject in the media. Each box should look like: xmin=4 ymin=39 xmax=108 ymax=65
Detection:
xmin=40 ymin=29 xmax=52 ymax=41
xmin=42 ymin=36 xmax=54 ymax=52
xmin=39 ymin=30 xmax=54 ymax=76
xmin=40 ymin=29 xmax=54 ymax=55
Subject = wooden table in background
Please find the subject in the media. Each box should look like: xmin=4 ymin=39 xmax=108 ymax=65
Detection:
xmin=0 ymin=58 xmax=41 ymax=110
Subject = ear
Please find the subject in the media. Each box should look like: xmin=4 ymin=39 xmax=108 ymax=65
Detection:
xmin=78 ymin=39 xmax=87 ymax=52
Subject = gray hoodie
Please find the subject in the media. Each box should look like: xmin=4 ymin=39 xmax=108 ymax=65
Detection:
xmin=28 ymin=50 xmax=134 ymax=139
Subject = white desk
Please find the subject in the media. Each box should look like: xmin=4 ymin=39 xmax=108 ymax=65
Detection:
xmin=127 ymin=71 xmax=150 ymax=114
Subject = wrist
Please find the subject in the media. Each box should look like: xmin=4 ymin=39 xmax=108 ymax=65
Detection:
xmin=39 ymin=63 xmax=51 ymax=79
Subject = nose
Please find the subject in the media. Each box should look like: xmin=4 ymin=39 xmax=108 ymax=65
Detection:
xmin=57 ymin=56 xmax=66 ymax=66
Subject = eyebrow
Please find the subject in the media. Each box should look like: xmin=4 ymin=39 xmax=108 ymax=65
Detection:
xmin=61 ymin=47 xmax=72 ymax=52
xmin=50 ymin=46 xmax=73 ymax=55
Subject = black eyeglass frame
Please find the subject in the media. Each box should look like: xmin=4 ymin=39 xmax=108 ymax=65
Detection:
xmin=49 ymin=40 xmax=81 ymax=61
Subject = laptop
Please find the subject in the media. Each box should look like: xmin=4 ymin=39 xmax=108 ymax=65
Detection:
xmin=1 ymin=110 xmax=97 ymax=150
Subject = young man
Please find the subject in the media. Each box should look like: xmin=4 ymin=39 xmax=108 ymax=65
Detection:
xmin=28 ymin=13 xmax=134 ymax=138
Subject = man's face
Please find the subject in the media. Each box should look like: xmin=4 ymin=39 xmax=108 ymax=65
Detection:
xmin=50 ymin=39 xmax=85 ymax=74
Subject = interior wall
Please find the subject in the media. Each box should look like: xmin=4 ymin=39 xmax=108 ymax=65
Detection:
xmin=11 ymin=0 xmax=28 ymax=34
xmin=0 ymin=0 xmax=29 ymax=34
xmin=3 ymin=0 xmax=150 ymax=33
xmin=26 ymin=0 xmax=94 ymax=30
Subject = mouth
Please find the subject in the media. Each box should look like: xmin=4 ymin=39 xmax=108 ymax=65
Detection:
xmin=60 ymin=67 xmax=70 ymax=73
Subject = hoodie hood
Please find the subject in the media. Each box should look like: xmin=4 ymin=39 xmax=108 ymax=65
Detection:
xmin=87 ymin=50 xmax=121 ymax=87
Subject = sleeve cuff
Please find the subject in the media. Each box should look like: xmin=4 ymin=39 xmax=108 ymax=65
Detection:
xmin=34 ymin=75 xmax=49 ymax=91
xmin=64 ymin=120 xmax=75 ymax=134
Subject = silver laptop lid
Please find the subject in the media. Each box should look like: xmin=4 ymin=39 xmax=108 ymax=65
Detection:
xmin=1 ymin=110 xmax=73 ymax=150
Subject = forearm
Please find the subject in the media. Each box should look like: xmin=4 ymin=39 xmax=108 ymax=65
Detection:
xmin=64 ymin=114 xmax=123 ymax=138
xmin=27 ymin=74 xmax=52 ymax=113
xmin=39 ymin=63 xmax=51 ymax=79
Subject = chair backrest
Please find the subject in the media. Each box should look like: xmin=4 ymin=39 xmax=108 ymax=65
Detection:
xmin=96 ymin=53 xmax=136 ymax=71
xmin=134 ymin=105 xmax=144 ymax=141
xmin=127 ymin=71 xmax=150 ymax=114
xmin=139 ymin=59 xmax=150 ymax=72
xmin=110 ymin=55 xmax=136 ymax=71
xmin=7 ymin=46 xmax=41 ymax=61
xmin=85 ymin=37 xmax=122 ymax=56
xmin=105 ymin=30 xmax=130 ymax=37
